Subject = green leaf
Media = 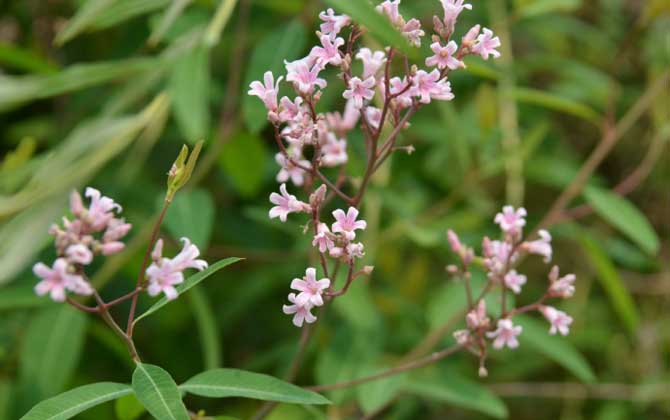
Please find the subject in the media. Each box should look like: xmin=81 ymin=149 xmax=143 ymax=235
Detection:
xmin=114 ymin=394 xmax=145 ymax=420
xmin=133 ymin=257 xmax=242 ymax=325
xmin=204 ymin=0 xmax=239 ymax=46
xmin=515 ymin=0 xmax=582 ymax=18
xmin=132 ymin=363 xmax=189 ymax=420
xmin=583 ymin=186 xmax=660 ymax=255
xmin=55 ymin=0 xmax=115 ymax=45
xmin=322 ymin=0 xmax=414 ymax=58
xmin=219 ymin=132 xmax=270 ymax=197
xmin=163 ymin=188 xmax=215 ymax=249
xmin=169 ymin=45 xmax=211 ymax=142
xmin=513 ymin=87 xmax=601 ymax=124
xmin=404 ymin=373 xmax=508 ymax=419
xmin=188 ymin=287 xmax=222 ymax=370
xmin=0 ymin=58 xmax=158 ymax=112
xmin=91 ymin=0 xmax=171 ymax=31
xmin=242 ymin=20 xmax=307 ymax=133
xmin=355 ymin=364 xmax=405 ymax=415
xmin=515 ymin=315 xmax=596 ymax=383
xmin=0 ymin=42 xmax=58 ymax=74
xmin=179 ymin=369 xmax=331 ymax=405
xmin=149 ymin=0 xmax=193 ymax=46
xmin=0 ymin=380 xmax=12 ymax=420
xmin=0 ymin=286 xmax=48 ymax=311
xmin=20 ymin=383 xmax=132 ymax=420
xmin=578 ymin=233 xmax=640 ymax=334
xmin=19 ymin=306 xmax=88 ymax=404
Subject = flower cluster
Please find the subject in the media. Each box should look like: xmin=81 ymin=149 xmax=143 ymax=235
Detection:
xmin=249 ymin=1 xmax=501 ymax=327
xmin=448 ymin=206 xmax=576 ymax=376
xmin=33 ymin=187 xmax=207 ymax=303
xmin=33 ymin=188 xmax=131 ymax=301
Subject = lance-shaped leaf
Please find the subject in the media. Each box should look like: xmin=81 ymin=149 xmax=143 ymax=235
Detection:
xmin=133 ymin=257 xmax=242 ymax=325
xmin=180 ymin=369 xmax=331 ymax=404
xmin=20 ymin=382 xmax=132 ymax=420
xmin=132 ymin=363 xmax=189 ymax=420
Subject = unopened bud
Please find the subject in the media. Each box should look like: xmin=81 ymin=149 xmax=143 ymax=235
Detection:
xmin=446 ymin=264 xmax=459 ymax=274
xmin=363 ymin=265 xmax=375 ymax=275
xmin=309 ymin=184 xmax=328 ymax=207
xmin=478 ymin=366 xmax=488 ymax=378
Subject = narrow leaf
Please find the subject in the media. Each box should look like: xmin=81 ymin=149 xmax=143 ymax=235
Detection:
xmin=515 ymin=315 xmax=596 ymax=383
xmin=578 ymin=233 xmax=640 ymax=334
xmin=583 ymin=186 xmax=660 ymax=255
xmin=513 ymin=87 xmax=601 ymax=124
xmin=91 ymin=0 xmax=171 ymax=30
xmin=180 ymin=369 xmax=331 ymax=405
xmin=404 ymin=373 xmax=508 ymax=419
xmin=149 ymin=0 xmax=193 ymax=46
xmin=55 ymin=0 xmax=115 ymax=45
xmin=169 ymin=45 xmax=211 ymax=141
xmin=20 ymin=383 xmax=131 ymax=420
xmin=188 ymin=287 xmax=222 ymax=370
xmin=133 ymin=257 xmax=242 ymax=325
xmin=204 ymin=0 xmax=239 ymax=46
xmin=132 ymin=363 xmax=189 ymax=420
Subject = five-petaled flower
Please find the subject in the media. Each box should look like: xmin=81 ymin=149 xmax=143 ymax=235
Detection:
xmin=494 ymin=205 xmax=527 ymax=236
xmin=248 ymin=71 xmax=282 ymax=112
xmin=283 ymin=293 xmax=317 ymax=327
xmin=426 ymin=41 xmax=463 ymax=70
xmin=332 ymin=207 xmax=367 ymax=240
xmin=540 ymin=306 xmax=573 ymax=336
xmin=487 ymin=318 xmax=523 ymax=349
xmin=269 ymin=183 xmax=309 ymax=222
xmin=343 ymin=77 xmax=376 ymax=109
xmin=291 ymin=267 xmax=331 ymax=307
xmin=473 ymin=28 xmax=501 ymax=60
xmin=33 ymin=258 xmax=93 ymax=302
xmin=146 ymin=238 xmax=208 ymax=301
xmin=504 ymin=270 xmax=527 ymax=294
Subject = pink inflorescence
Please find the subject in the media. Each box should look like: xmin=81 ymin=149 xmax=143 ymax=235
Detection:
xmin=33 ymin=187 xmax=207 ymax=303
xmin=248 ymin=0 xmax=501 ymax=327
xmin=448 ymin=206 xmax=576 ymax=375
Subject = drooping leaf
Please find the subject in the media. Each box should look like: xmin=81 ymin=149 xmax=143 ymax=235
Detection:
xmin=179 ymin=369 xmax=330 ymax=404
xmin=19 ymin=306 xmax=88 ymax=405
xmin=19 ymin=383 xmax=131 ymax=420
xmin=187 ymin=287 xmax=222 ymax=370
xmin=54 ymin=0 xmax=115 ymax=45
xmin=322 ymin=0 xmax=414 ymax=57
xmin=583 ymin=186 xmax=660 ymax=255
xmin=578 ymin=233 xmax=640 ymax=334
xmin=219 ymin=132 xmax=270 ymax=197
xmin=163 ymin=188 xmax=215 ymax=249
xmin=0 ymin=58 xmax=158 ymax=112
xmin=515 ymin=315 xmax=596 ymax=383
xmin=133 ymin=257 xmax=242 ymax=325
xmin=169 ymin=45 xmax=211 ymax=142
xmin=404 ymin=372 xmax=508 ymax=419
xmin=242 ymin=20 xmax=307 ymax=133
xmin=131 ymin=363 xmax=189 ymax=420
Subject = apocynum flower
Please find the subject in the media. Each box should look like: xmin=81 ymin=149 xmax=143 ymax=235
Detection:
xmin=494 ymin=205 xmax=527 ymax=237
xmin=290 ymin=267 xmax=330 ymax=307
xmin=473 ymin=28 xmax=501 ymax=60
xmin=548 ymin=266 xmax=576 ymax=298
xmin=146 ymin=238 xmax=208 ymax=300
xmin=426 ymin=41 xmax=463 ymax=70
xmin=33 ymin=258 xmax=92 ymax=302
xmin=332 ymin=207 xmax=367 ymax=240
xmin=522 ymin=230 xmax=553 ymax=263
xmin=487 ymin=318 xmax=522 ymax=349
xmin=343 ymin=77 xmax=376 ymax=109
xmin=356 ymin=48 xmax=387 ymax=79
xmin=441 ymin=0 xmax=472 ymax=29
xmin=540 ymin=306 xmax=573 ymax=336
xmin=283 ymin=293 xmax=317 ymax=327
xmin=318 ymin=8 xmax=351 ymax=36
xmin=269 ymin=183 xmax=309 ymax=222
xmin=310 ymin=35 xmax=345 ymax=68
xmin=312 ymin=223 xmax=335 ymax=253
xmin=413 ymin=70 xmax=454 ymax=103
xmin=248 ymin=71 xmax=283 ymax=112
xmin=285 ymin=59 xmax=327 ymax=95
xmin=504 ymin=270 xmax=527 ymax=294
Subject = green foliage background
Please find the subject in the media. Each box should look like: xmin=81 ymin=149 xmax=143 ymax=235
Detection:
xmin=0 ymin=0 xmax=669 ymax=419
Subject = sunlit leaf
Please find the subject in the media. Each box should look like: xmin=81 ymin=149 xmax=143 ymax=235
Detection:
xmin=132 ymin=363 xmax=189 ymax=420
xmin=133 ymin=257 xmax=242 ymax=325
xmin=578 ymin=233 xmax=640 ymax=334
xmin=180 ymin=369 xmax=330 ymax=404
xmin=20 ymin=383 xmax=132 ymax=420
xmin=583 ymin=186 xmax=660 ymax=255
xmin=114 ymin=394 xmax=145 ymax=420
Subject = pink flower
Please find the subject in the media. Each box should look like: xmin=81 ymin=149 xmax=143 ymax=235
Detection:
xmin=101 ymin=242 xmax=125 ymax=255
xmin=332 ymin=207 xmax=367 ymax=240
xmin=33 ymin=258 xmax=92 ymax=302
xmin=466 ymin=300 xmax=489 ymax=329
xmin=494 ymin=205 xmax=527 ymax=236
xmin=462 ymin=24 xmax=481 ymax=46
xmin=376 ymin=0 xmax=402 ymax=26
xmin=487 ymin=319 xmax=522 ymax=349
xmin=548 ymin=266 xmax=576 ymax=298
xmin=441 ymin=0 xmax=472 ymax=29
xmin=540 ymin=306 xmax=573 ymax=336
xmin=285 ymin=59 xmax=327 ymax=94
xmin=522 ymin=230 xmax=552 ymax=263
xmin=504 ymin=270 xmax=527 ymax=294
xmin=85 ymin=187 xmax=122 ymax=231
xmin=319 ymin=8 xmax=351 ymax=36
xmin=473 ymin=28 xmax=501 ymax=60
xmin=346 ymin=242 xmax=365 ymax=259
xmin=310 ymin=35 xmax=344 ymax=68
xmin=291 ymin=267 xmax=330 ymax=306
xmin=103 ymin=217 xmax=132 ymax=242
xmin=453 ymin=329 xmax=471 ymax=345
xmin=248 ymin=71 xmax=283 ymax=111
xmin=283 ymin=293 xmax=317 ymax=327
xmin=146 ymin=238 xmax=207 ymax=301
xmin=320 ymin=134 xmax=348 ymax=167
xmin=364 ymin=107 xmax=383 ymax=131
xmin=413 ymin=70 xmax=454 ymax=104
xmin=389 ymin=76 xmax=414 ymax=108
xmin=356 ymin=48 xmax=386 ymax=79
xmin=343 ymin=76 xmax=376 ymax=109
xmin=447 ymin=229 xmax=463 ymax=254
xmin=426 ymin=41 xmax=463 ymax=70
xmin=66 ymin=244 xmax=93 ymax=265
xmin=278 ymin=96 xmax=304 ymax=123
xmin=269 ymin=184 xmax=308 ymax=222
xmin=483 ymin=238 xmax=516 ymax=277
xmin=402 ymin=18 xmax=424 ymax=47
xmin=313 ymin=223 xmax=335 ymax=253
xmin=275 ymin=151 xmax=311 ymax=186
xmin=70 ymin=190 xmax=85 ymax=217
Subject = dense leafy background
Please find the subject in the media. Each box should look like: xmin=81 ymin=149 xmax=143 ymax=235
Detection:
xmin=0 ymin=0 xmax=669 ymax=419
